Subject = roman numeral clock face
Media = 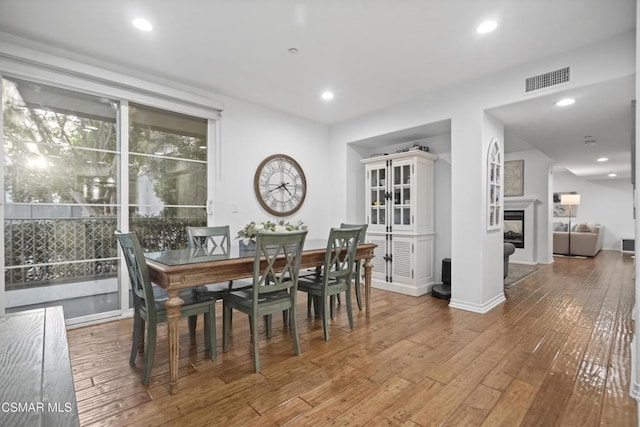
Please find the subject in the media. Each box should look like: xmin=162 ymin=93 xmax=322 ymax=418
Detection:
xmin=254 ymin=154 xmax=307 ymax=217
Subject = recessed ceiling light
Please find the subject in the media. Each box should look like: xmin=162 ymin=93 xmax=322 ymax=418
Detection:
xmin=321 ymin=91 xmax=334 ymax=101
xmin=555 ymin=98 xmax=575 ymax=107
xmin=608 ymin=172 xmax=617 ymax=177
xmin=288 ymin=48 xmax=299 ymax=55
xmin=132 ymin=18 xmax=153 ymax=32
xmin=597 ymin=157 xmax=609 ymax=162
xmin=476 ymin=20 xmax=497 ymax=34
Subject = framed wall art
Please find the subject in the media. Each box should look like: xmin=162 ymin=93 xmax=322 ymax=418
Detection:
xmin=504 ymin=160 xmax=524 ymax=197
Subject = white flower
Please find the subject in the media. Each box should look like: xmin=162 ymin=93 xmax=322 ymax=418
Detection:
xmin=236 ymin=219 xmax=306 ymax=241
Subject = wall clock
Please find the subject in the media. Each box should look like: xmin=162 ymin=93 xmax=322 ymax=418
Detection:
xmin=254 ymin=154 xmax=307 ymax=217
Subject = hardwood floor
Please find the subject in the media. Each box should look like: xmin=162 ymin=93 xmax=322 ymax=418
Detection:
xmin=68 ymin=250 xmax=638 ymax=426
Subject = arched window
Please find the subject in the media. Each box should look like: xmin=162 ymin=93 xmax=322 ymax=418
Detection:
xmin=487 ymin=139 xmax=502 ymax=230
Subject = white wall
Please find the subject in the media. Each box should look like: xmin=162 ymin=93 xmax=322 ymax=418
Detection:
xmin=213 ymin=96 xmax=334 ymax=240
xmin=430 ymin=136 xmax=452 ymax=285
xmin=505 ymin=149 xmax=555 ymax=264
xmin=479 ymin=112 xmax=506 ymax=307
xmin=332 ymin=32 xmax=635 ymax=312
xmin=553 ymin=170 xmax=634 ymax=250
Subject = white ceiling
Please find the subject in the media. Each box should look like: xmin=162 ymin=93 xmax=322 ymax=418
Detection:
xmin=0 ymin=0 xmax=636 ymax=179
xmin=490 ymin=75 xmax=636 ymax=180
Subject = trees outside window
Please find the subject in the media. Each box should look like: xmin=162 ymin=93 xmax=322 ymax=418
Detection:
xmin=2 ymin=78 xmax=210 ymax=320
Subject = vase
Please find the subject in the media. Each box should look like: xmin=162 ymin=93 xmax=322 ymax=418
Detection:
xmin=239 ymin=239 xmax=256 ymax=256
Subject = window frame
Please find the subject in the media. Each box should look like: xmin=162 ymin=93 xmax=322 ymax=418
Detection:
xmin=0 ymin=50 xmax=222 ymax=324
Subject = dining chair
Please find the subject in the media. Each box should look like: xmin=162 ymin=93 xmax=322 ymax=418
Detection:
xmin=115 ymin=231 xmax=217 ymax=384
xmin=222 ymin=230 xmax=308 ymax=372
xmin=339 ymin=223 xmax=368 ymax=310
xmin=185 ymin=227 xmax=249 ymax=294
xmin=298 ymin=227 xmax=361 ymax=340
xmin=303 ymin=223 xmax=367 ymax=314
xmin=185 ymin=226 xmax=254 ymax=326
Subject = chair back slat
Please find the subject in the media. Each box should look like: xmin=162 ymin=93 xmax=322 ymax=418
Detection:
xmin=323 ymin=227 xmax=361 ymax=283
xmin=340 ymin=223 xmax=368 ymax=244
xmin=115 ymin=231 xmax=156 ymax=319
xmin=252 ymin=231 xmax=307 ymax=298
xmin=186 ymin=226 xmax=231 ymax=256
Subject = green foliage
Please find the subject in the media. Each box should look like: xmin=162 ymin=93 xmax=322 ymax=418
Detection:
xmin=4 ymin=216 xmax=207 ymax=289
xmin=131 ymin=215 xmax=206 ymax=251
xmin=236 ymin=220 xmax=307 ymax=243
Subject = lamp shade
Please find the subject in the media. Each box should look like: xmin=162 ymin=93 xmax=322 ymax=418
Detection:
xmin=560 ymin=194 xmax=581 ymax=205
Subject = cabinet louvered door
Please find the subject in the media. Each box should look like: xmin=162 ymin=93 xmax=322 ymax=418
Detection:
xmin=390 ymin=236 xmax=413 ymax=284
xmin=368 ymin=234 xmax=389 ymax=282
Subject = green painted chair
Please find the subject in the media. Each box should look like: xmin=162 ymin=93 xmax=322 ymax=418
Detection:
xmin=222 ymin=230 xmax=307 ymax=372
xmin=298 ymin=227 xmax=361 ymax=340
xmin=340 ymin=223 xmax=368 ymax=311
xmin=185 ymin=226 xmax=254 ymax=329
xmin=115 ymin=231 xmax=217 ymax=384
xmin=185 ymin=226 xmax=253 ymax=296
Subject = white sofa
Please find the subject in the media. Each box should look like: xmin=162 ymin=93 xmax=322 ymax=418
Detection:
xmin=553 ymin=223 xmax=603 ymax=257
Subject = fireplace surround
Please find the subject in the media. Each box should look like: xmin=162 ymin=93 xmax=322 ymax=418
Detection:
xmin=502 ymin=197 xmax=539 ymax=264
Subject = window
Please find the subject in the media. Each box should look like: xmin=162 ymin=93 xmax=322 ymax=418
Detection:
xmin=2 ymin=80 xmax=213 ymax=322
xmin=3 ymin=77 xmax=120 ymax=318
xmin=487 ymin=139 xmax=502 ymax=230
xmin=128 ymin=103 xmax=208 ymax=250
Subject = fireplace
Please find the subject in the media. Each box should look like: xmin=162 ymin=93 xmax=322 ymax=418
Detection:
xmin=504 ymin=210 xmax=524 ymax=248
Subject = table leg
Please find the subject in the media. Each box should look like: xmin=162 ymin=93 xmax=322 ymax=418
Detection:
xmin=364 ymin=257 xmax=373 ymax=318
xmin=165 ymin=290 xmax=184 ymax=395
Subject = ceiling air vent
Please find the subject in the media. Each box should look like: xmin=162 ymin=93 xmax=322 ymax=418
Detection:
xmin=525 ymin=66 xmax=570 ymax=93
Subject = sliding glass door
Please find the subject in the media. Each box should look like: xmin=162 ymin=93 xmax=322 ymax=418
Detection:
xmin=1 ymin=78 xmax=213 ymax=323
xmin=2 ymin=77 xmax=121 ymax=321
xmin=127 ymin=103 xmax=208 ymax=250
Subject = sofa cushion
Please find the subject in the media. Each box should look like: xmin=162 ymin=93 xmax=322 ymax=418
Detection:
xmin=575 ymin=223 xmax=592 ymax=232
xmin=554 ymin=223 xmax=568 ymax=232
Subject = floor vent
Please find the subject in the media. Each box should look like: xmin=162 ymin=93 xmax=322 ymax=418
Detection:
xmin=525 ymin=66 xmax=570 ymax=93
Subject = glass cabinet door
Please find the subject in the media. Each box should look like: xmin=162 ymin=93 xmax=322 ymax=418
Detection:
xmin=391 ymin=160 xmax=412 ymax=229
xmin=367 ymin=164 xmax=387 ymax=229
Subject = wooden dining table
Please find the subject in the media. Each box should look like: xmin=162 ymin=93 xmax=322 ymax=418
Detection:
xmin=145 ymin=238 xmax=376 ymax=394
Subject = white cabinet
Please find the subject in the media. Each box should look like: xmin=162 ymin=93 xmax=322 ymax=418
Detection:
xmin=361 ymin=151 xmax=437 ymax=296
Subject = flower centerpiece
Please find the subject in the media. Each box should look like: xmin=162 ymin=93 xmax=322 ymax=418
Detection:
xmin=236 ymin=220 xmax=307 ymax=249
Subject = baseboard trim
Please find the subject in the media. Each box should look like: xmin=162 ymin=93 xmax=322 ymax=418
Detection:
xmin=448 ymin=292 xmax=506 ymax=314
xmin=371 ymin=280 xmax=433 ymax=297
xmin=553 ymin=254 xmax=588 ymax=259
xmin=631 ymin=337 xmax=640 ymax=401
xmin=509 ymin=260 xmax=537 ymax=266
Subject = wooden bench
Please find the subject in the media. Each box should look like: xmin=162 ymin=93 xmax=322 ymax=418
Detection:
xmin=0 ymin=306 xmax=79 ymax=426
